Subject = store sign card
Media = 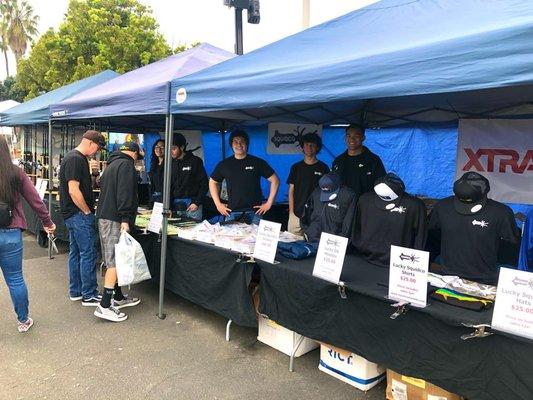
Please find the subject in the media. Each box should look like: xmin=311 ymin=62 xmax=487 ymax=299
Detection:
xmin=312 ymin=233 xmax=348 ymax=284
xmin=388 ymin=245 xmax=429 ymax=308
xmin=492 ymin=268 xmax=533 ymax=340
xmin=253 ymin=220 xmax=281 ymax=264
xmin=147 ymin=202 xmax=164 ymax=233
xmin=35 ymin=178 xmax=48 ymax=200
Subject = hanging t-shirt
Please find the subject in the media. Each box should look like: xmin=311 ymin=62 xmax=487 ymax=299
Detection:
xmin=287 ymin=160 xmax=330 ymax=218
xmin=59 ymin=149 xmax=94 ymax=219
xmin=211 ymin=155 xmax=275 ymax=211
xmin=428 ymin=196 xmax=520 ymax=284
xmin=352 ymin=192 xmax=428 ymax=267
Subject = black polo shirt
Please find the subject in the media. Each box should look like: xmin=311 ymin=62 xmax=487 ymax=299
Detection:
xmin=287 ymin=160 xmax=330 ymax=218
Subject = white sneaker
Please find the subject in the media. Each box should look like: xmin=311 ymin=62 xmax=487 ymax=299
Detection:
xmin=69 ymin=295 xmax=83 ymax=301
xmin=94 ymin=305 xmax=127 ymax=322
xmin=112 ymin=295 xmax=141 ymax=309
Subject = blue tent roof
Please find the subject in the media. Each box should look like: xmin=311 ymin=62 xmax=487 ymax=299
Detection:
xmin=170 ymin=0 xmax=533 ymax=126
xmin=50 ymin=43 xmax=234 ymax=127
xmin=0 ymin=70 xmax=119 ymax=126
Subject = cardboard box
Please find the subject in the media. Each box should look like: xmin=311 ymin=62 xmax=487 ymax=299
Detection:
xmin=318 ymin=343 xmax=385 ymax=391
xmin=386 ymin=369 xmax=463 ymax=400
xmin=257 ymin=316 xmax=318 ymax=357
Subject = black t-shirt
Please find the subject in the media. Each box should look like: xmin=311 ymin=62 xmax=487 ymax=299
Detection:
xmin=352 ymin=192 xmax=428 ymax=267
xmin=59 ymin=150 xmax=94 ymax=219
xmin=171 ymin=153 xmax=208 ymax=206
xmin=428 ymin=196 xmax=520 ymax=284
xmin=211 ymin=155 xmax=275 ymax=211
xmin=287 ymin=160 xmax=330 ymax=218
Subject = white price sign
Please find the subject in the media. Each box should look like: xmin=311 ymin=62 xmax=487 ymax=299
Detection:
xmin=147 ymin=202 xmax=164 ymax=233
xmin=388 ymin=245 xmax=429 ymax=308
xmin=312 ymin=233 xmax=348 ymax=284
xmin=253 ymin=220 xmax=281 ymax=264
xmin=492 ymin=268 xmax=533 ymax=340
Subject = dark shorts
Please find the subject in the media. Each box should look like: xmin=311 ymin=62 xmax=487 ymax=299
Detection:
xmin=98 ymin=219 xmax=121 ymax=267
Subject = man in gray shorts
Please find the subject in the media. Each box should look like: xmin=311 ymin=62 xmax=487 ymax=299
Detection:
xmin=95 ymin=141 xmax=142 ymax=322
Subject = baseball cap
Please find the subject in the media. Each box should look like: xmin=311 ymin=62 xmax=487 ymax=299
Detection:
xmin=373 ymin=173 xmax=406 ymax=210
xmin=119 ymin=141 xmax=144 ymax=160
xmin=453 ymin=172 xmax=490 ymax=215
xmin=319 ymin=172 xmax=341 ymax=202
xmin=82 ymin=130 xmax=106 ymax=149
xmin=173 ymin=132 xmax=187 ymax=147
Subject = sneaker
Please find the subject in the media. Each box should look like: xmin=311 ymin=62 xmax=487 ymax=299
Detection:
xmin=82 ymin=294 xmax=102 ymax=307
xmin=94 ymin=305 xmax=127 ymax=322
xmin=17 ymin=317 xmax=34 ymax=333
xmin=69 ymin=295 xmax=83 ymax=301
xmin=112 ymin=295 xmax=141 ymax=309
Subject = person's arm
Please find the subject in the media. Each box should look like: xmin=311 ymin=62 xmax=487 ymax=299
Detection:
xmin=209 ymin=178 xmax=231 ymax=216
xmin=116 ymin=162 xmax=137 ymax=224
xmin=288 ymin=184 xmax=295 ymax=215
xmin=19 ymin=170 xmax=55 ymax=233
xmin=189 ymin=159 xmax=208 ymax=211
xmin=68 ymin=180 xmax=91 ymax=214
xmin=255 ymin=173 xmax=280 ymax=215
xmin=374 ymin=156 xmax=386 ymax=179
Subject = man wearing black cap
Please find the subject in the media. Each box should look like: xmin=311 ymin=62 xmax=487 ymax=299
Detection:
xmin=94 ymin=141 xmax=142 ymax=322
xmin=287 ymin=133 xmax=329 ymax=235
xmin=300 ymin=172 xmax=357 ymax=242
xmin=352 ymin=173 xmax=427 ymax=267
xmin=170 ymin=133 xmax=208 ymax=220
xmin=332 ymin=124 xmax=386 ymax=197
xmin=209 ymin=129 xmax=279 ymax=224
xmin=428 ymin=172 xmax=520 ymax=284
xmin=60 ymin=130 xmax=106 ymax=306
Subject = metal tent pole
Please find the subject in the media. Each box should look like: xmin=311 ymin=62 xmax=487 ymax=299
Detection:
xmin=47 ymin=119 xmax=53 ymax=259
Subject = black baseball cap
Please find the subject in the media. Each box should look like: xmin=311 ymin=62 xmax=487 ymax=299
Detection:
xmin=453 ymin=172 xmax=490 ymax=215
xmin=120 ymin=141 xmax=144 ymax=160
xmin=373 ymin=173 xmax=406 ymax=210
xmin=173 ymin=132 xmax=187 ymax=148
xmin=319 ymin=172 xmax=341 ymax=202
xmin=82 ymin=130 xmax=106 ymax=149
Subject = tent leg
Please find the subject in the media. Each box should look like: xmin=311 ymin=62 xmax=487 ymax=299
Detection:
xmin=48 ymin=120 xmax=53 ymax=259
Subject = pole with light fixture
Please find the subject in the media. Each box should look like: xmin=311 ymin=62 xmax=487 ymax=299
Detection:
xmin=223 ymin=0 xmax=260 ymax=55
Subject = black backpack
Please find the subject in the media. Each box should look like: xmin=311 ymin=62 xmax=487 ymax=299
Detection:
xmin=0 ymin=201 xmax=13 ymax=227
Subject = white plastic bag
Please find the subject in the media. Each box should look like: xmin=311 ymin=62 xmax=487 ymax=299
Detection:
xmin=114 ymin=232 xmax=151 ymax=286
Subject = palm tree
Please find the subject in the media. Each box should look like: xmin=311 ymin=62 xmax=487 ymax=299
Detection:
xmin=0 ymin=2 xmax=10 ymax=76
xmin=2 ymin=0 xmax=38 ymax=67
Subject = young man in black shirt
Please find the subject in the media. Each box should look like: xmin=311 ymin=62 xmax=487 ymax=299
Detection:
xmin=428 ymin=172 xmax=520 ymax=284
xmin=332 ymin=124 xmax=386 ymax=197
xmin=60 ymin=130 xmax=106 ymax=306
xmin=94 ymin=141 xmax=142 ymax=322
xmin=170 ymin=133 xmax=208 ymax=220
xmin=287 ymin=133 xmax=329 ymax=235
xmin=209 ymin=129 xmax=279 ymax=224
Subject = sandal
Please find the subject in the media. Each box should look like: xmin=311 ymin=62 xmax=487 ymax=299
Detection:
xmin=17 ymin=317 xmax=34 ymax=333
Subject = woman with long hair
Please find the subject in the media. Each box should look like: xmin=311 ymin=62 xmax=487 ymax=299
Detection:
xmin=0 ymin=137 xmax=55 ymax=333
xmin=149 ymin=139 xmax=165 ymax=204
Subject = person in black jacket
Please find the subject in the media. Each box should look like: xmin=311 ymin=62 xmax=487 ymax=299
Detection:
xmin=170 ymin=133 xmax=208 ymax=220
xmin=94 ymin=141 xmax=142 ymax=322
xmin=332 ymin=124 xmax=386 ymax=197
xmin=149 ymin=139 xmax=165 ymax=204
xmin=300 ymin=172 xmax=357 ymax=243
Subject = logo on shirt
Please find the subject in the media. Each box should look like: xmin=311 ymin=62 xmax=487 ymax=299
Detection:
xmin=389 ymin=206 xmax=407 ymax=214
xmin=314 ymin=171 xmax=323 ymax=176
xmin=327 ymin=203 xmax=339 ymax=210
xmin=182 ymin=166 xmax=191 ymax=171
xmin=472 ymin=219 xmax=489 ymax=228
xmin=245 ymin=166 xmax=254 ymax=170
xmin=358 ymin=163 xmax=364 ymax=168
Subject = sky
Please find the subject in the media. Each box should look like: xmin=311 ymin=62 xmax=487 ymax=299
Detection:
xmin=0 ymin=0 xmax=378 ymax=80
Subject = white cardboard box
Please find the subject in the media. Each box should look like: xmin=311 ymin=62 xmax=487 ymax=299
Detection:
xmin=319 ymin=343 xmax=385 ymax=391
xmin=257 ymin=317 xmax=318 ymax=357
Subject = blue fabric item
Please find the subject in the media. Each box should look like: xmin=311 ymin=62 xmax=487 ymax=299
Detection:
xmin=170 ymin=0 xmax=533 ymax=125
xmin=0 ymin=228 xmax=28 ymax=322
xmin=518 ymin=209 xmax=533 ymax=271
xmin=51 ymin=44 xmax=234 ymax=121
xmin=0 ymin=70 xmax=118 ymax=126
xmin=277 ymin=240 xmax=319 ymax=260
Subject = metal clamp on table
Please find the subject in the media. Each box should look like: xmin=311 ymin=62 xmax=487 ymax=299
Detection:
xmin=390 ymin=300 xmax=409 ymax=320
xmin=460 ymin=323 xmax=493 ymax=340
xmin=338 ymin=281 xmax=347 ymax=299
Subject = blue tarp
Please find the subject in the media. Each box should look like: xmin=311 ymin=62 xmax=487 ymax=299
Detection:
xmin=170 ymin=0 xmax=533 ymax=126
xmin=0 ymin=70 xmax=119 ymax=126
xmin=51 ymin=43 xmax=234 ymax=124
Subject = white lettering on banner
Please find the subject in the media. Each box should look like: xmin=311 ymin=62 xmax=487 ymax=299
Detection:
xmin=313 ymin=233 xmax=349 ymax=285
xmin=456 ymin=119 xmax=533 ymax=204
xmin=267 ymin=123 xmax=323 ymax=154
xmin=492 ymin=268 xmax=533 ymax=340
xmin=253 ymin=220 xmax=281 ymax=264
xmin=388 ymin=245 xmax=429 ymax=308
xmin=147 ymin=202 xmax=163 ymax=233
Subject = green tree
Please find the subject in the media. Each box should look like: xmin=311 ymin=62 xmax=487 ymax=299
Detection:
xmin=0 ymin=75 xmax=26 ymax=101
xmin=2 ymin=0 xmax=39 ymax=65
xmin=16 ymin=0 xmax=171 ymax=99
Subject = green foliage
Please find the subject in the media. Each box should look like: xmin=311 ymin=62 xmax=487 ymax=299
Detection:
xmin=0 ymin=75 xmax=26 ymax=101
xmin=16 ymin=0 xmax=172 ymax=100
xmin=174 ymin=41 xmax=201 ymax=54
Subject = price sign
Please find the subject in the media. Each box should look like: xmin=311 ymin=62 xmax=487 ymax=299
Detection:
xmin=253 ymin=220 xmax=281 ymax=264
xmin=388 ymin=245 xmax=429 ymax=307
xmin=492 ymin=268 xmax=533 ymax=340
xmin=147 ymin=202 xmax=164 ymax=233
xmin=312 ymin=232 xmax=348 ymax=284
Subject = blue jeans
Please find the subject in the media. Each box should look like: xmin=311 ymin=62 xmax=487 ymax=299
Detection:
xmin=173 ymin=198 xmax=203 ymax=220
xmin=226 ymin=210 xmax=262 ymax=225
xmin=64 ymin=212 xmax=98 ymax=299
xmin=0 ymin=228 xmax=28 ymax=322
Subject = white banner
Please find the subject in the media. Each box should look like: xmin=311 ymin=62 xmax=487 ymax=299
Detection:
xmin=267 ymin=123 xmax=322 ymax=154
xmin=456 ymin=119 xmax=533 ymax=204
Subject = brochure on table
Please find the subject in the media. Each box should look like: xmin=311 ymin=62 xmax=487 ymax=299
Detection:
xmin=492 ymin=268 xmax=533 ymax=341
xmin=388 ymin=245 xmax=429 ymax=308
xmin=312 ymin=232 xmax=349 ymax=285
xmin=253 ymin=220 xmax=281 ymax=264
xmin=148 ymin=202 xmax=164 ymax=233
